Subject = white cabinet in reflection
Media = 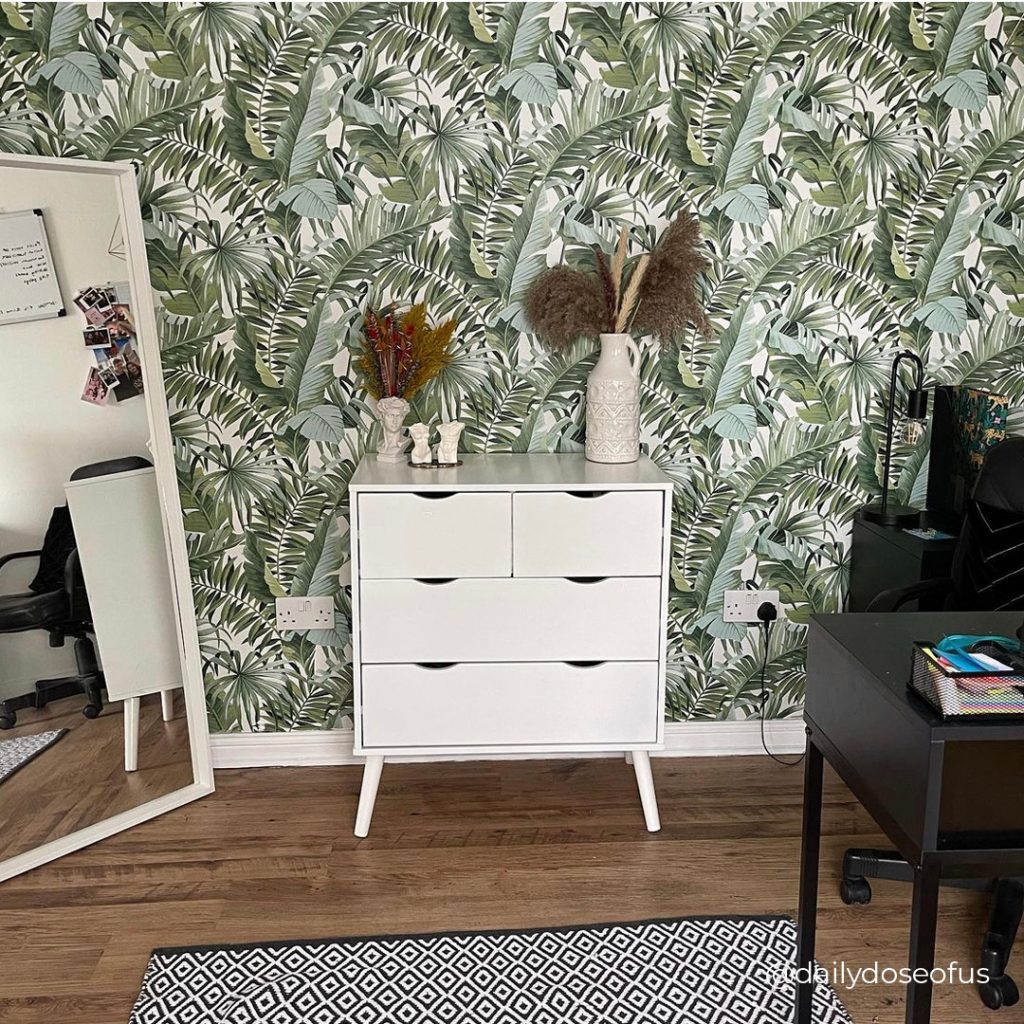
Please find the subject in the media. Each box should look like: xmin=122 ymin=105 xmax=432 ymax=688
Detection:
xmin=65 ymin=466 xmax=182 ymax=770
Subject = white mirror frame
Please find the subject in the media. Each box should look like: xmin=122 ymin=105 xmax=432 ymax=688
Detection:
xmin=0 ymin=153 xmax=214 ymax=883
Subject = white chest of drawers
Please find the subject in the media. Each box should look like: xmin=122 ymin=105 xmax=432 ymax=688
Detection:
xmin=349 ymin=453 xmax=673 ymax=836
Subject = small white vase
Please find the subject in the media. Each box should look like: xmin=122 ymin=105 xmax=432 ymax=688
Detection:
xmin=585 ymin=333 xmax=641 ymax=464
xmin=375 ymin=396 xmax=410 ymax=462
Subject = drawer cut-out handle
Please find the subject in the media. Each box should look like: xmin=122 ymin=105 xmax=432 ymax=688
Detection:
xmin=566 ymin=576 xmax=607 ymax=584
xmin=414 ymin=492 xmax=456 ymax=500
xmin=567 ymin=490 xmax=608 ymax=498
xmin=414 ymin=578 xmax=456 ymax=585
xmin=416 ymin=662 xmax=456 ymax=670
xmin=566 ymin=660 xmax=607 ymax=668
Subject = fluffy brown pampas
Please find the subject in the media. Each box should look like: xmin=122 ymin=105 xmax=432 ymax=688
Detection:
xmin=524 ymin=211 xmax=709 ymax=350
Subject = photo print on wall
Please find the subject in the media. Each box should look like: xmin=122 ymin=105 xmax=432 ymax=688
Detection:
xmin=75 ymin=281 xmax=144 ymax=406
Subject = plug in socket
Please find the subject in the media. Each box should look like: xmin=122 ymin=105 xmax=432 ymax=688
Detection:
xmin=723 ymin=589 xmax=781 ymax=623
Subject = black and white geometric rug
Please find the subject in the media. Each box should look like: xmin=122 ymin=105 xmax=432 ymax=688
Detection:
xmin=129 ymin=916 xmax=852 ymax=1023
xmin=0 ymin=728 xmax=65 ymax=786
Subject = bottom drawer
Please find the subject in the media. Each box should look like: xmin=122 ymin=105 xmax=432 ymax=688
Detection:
xmin=360 ymin=662 xmax=660 ymax=749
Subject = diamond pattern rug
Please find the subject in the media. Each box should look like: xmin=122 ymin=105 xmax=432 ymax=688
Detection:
xmin=0 ymin=729 xmax=66 ymax=786
xmin=129 ymin=916 xmax=851 ymax=1023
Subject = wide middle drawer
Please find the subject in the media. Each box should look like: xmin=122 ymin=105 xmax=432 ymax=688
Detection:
xmin=358 ymin=492 xmax=511 ymax=578
xmin=359 ymin=577 xmax=662 ymax=662
xmin=361 ymin=661 xmax=660 ymax=748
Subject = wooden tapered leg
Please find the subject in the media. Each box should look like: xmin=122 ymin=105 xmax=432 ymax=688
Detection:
xmin=124 ymin=697 xmax=139 ymax=772
xmin=624 ymin=751 xmax=633 ymax=765
xmin=631 ymin=750 xmax=661 ymax=832
xmin=160 ymin=690 xmax=174 ymax=721
xmin=354 ymin=755 xmax=384 ymax=838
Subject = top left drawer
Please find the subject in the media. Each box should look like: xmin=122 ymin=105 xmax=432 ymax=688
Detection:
xmin=357 ymin=492 xmax=512 ymax=578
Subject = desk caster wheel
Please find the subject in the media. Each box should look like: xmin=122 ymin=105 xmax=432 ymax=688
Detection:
xmin=980 ymin=975 xmax=1019 ymax=1010
xmin=82 ymin=703 xmax=101 ymax=720
xmin=0 ymin=713 xmax=15 ymax=730
xmin=840 ymin=877 xmax=872 ymax=905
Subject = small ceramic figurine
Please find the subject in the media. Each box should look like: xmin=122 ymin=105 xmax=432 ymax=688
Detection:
xmin=436 ymin=421 xmax=464 ymax=465
xmin=409 ymin=422 xmax=433 ymax=464
xmin=375 ymin=396 xmax=410 ymax=463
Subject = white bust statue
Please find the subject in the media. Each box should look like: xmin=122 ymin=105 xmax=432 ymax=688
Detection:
xmin=409 ymin=422 xmax=433 ymax=464
xmin=376 ymin=396 xmax=410 ymax=462
xmin=436 ymin=421 xmax=464 ymax=465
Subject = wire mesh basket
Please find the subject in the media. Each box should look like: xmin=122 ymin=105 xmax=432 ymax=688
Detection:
xmin=910 ymin=643 xmax=1024 ymax=718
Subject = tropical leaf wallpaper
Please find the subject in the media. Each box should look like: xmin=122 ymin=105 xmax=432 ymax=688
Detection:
xmin=2 ymin=2 xmax=1022 ymax=732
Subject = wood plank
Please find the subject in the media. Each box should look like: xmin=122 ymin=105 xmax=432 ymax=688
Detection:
xmin=0 ymin=756 xmax=996 ymax=1023
xmin=0 ymin=693 xmax=192 ymax=862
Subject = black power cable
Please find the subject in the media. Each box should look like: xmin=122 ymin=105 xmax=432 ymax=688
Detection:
xmin=756 ymin=601 xmax=805 ymax=767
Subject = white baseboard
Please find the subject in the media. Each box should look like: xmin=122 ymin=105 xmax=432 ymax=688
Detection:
xmin=210 ymin=719 xmax=807 ymax=769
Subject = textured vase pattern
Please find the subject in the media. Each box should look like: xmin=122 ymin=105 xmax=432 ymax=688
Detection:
xmin=586 ymin=378 xmax=641 ymax=464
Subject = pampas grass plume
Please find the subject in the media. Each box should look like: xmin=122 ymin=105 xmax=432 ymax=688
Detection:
xmin=631 ymin=210 xmax=710 ymax=344
xmin=611 ymin=226 xmax=629 ymax=299
xmin=615 ymin=254 xmax=649 ymax=332
xmin=524 ymin=266 xmax=608 ymax=351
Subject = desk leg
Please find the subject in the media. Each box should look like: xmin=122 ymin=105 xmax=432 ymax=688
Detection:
xmin=795 ymin=735 xmax=823 ymax=1024
xmin=905 ymin=857 xmax=941 ymax=1024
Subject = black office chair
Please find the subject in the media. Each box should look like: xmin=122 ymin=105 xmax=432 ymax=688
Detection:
xmin=0 ymin=505 xmax=105 ymax=729
xmin=843 ymin=435 xmax=1024 ymax=1010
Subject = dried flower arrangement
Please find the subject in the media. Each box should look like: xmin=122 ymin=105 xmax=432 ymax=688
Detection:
xmin=355 ymin=303 xmax=457 ymax=400
xmin=524 ymin=211 xmax=710 ymax=348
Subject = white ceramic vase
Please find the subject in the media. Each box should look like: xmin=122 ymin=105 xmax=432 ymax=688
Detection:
xmin=585 ymin=333 xmax=641 ymax=464
xmin=375 ymin=396 xmax=411 ymax=462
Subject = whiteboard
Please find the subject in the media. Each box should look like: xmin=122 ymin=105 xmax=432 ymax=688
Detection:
xmin=0 ymin=209 xmax=65 ymax=326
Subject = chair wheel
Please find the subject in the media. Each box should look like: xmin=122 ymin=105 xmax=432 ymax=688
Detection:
xmin=980 ymin=976 xmax=1019 ymax=1010
xmin=82 ymin=703 xmax=101 ymax=719
xmin=0 ymin=713 xmax=15 ymax=730
xmin=840 ymin=877 xmax=872 ymax=905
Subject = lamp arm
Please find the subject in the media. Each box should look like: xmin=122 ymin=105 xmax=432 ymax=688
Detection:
xmin=879 ymin=351 xmax=926 ymax=515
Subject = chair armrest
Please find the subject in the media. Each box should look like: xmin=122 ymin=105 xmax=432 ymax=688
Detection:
xmin=63 ymin=548 xmax=80 ymax=595
xmin=0 ymin=550 xmax=42 ymax=573
xmin=865 ymin=577 xmax=953 ymax=613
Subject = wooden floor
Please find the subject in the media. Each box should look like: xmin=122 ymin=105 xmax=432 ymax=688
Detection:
xmin=0 ymin=755 xmax=1000 ymax=1023
xmin=0 ymin=693 xmax=192 ymax=862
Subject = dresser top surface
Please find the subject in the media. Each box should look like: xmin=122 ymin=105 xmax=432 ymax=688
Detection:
xmin=351 ymin=453 xmax=674 ymax=491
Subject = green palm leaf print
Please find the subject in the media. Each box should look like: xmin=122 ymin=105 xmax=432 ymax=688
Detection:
xmin=0 ymin=1 xmax=1019 ymax=729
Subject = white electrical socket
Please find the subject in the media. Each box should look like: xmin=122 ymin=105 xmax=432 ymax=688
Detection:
xmin=723 ymin=589 xmax=781 ymax=623
xmin=276 ymin=596 xmax=334 ymax=631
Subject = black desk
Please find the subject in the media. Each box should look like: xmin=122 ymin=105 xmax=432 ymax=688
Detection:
xmin=797 ymin=612 xmax=1024 ymax=1024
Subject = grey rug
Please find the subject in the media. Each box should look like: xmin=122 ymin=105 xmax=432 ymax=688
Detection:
xmin=129 ymin=916 xmax=852 ymax=1023
xmin=0 ymin=728 xmax=66 ymax=785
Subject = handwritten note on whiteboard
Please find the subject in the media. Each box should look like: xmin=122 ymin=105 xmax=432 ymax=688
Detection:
xmin=0 ymin=209 xmax=65 ymax=326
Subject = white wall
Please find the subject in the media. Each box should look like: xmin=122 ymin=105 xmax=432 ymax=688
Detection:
xmin=0 ymin=165 xmax=150 ymax=699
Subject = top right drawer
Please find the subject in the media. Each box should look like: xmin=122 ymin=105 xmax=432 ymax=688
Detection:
xmin=513 ymin=490 xmax=666 ymax=577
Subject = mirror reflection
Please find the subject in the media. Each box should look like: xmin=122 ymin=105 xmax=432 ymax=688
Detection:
xmin=0 ymin=162 xmax=193 ymax=865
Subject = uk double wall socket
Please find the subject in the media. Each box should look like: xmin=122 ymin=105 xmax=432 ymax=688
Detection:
xmin=723 ymin=589 xmax=781 ymax=623
xmin=275 ymin=596 xmax=334 ymax=631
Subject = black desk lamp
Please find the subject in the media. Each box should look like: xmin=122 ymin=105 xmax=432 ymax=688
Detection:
xmin=861 ymin=350 xmax=929 ymax=527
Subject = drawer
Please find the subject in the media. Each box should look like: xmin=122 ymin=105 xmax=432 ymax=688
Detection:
xmin=357 ymin=492 xmax=511 ymax=578
xmin=513 ymin=491 xmax=664 ymax=577
xmin=359 ymin=577 xmax=661 ymax=662
xmin=361 ymin=661 xmax=660 ymax=748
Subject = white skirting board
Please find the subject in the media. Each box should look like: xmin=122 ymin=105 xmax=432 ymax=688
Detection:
xmin=210 ymin=719 xmax=807 ymax=769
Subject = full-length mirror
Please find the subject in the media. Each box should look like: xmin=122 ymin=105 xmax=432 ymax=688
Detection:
xmin=0 ymin=155 xmax=213 ymax=881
